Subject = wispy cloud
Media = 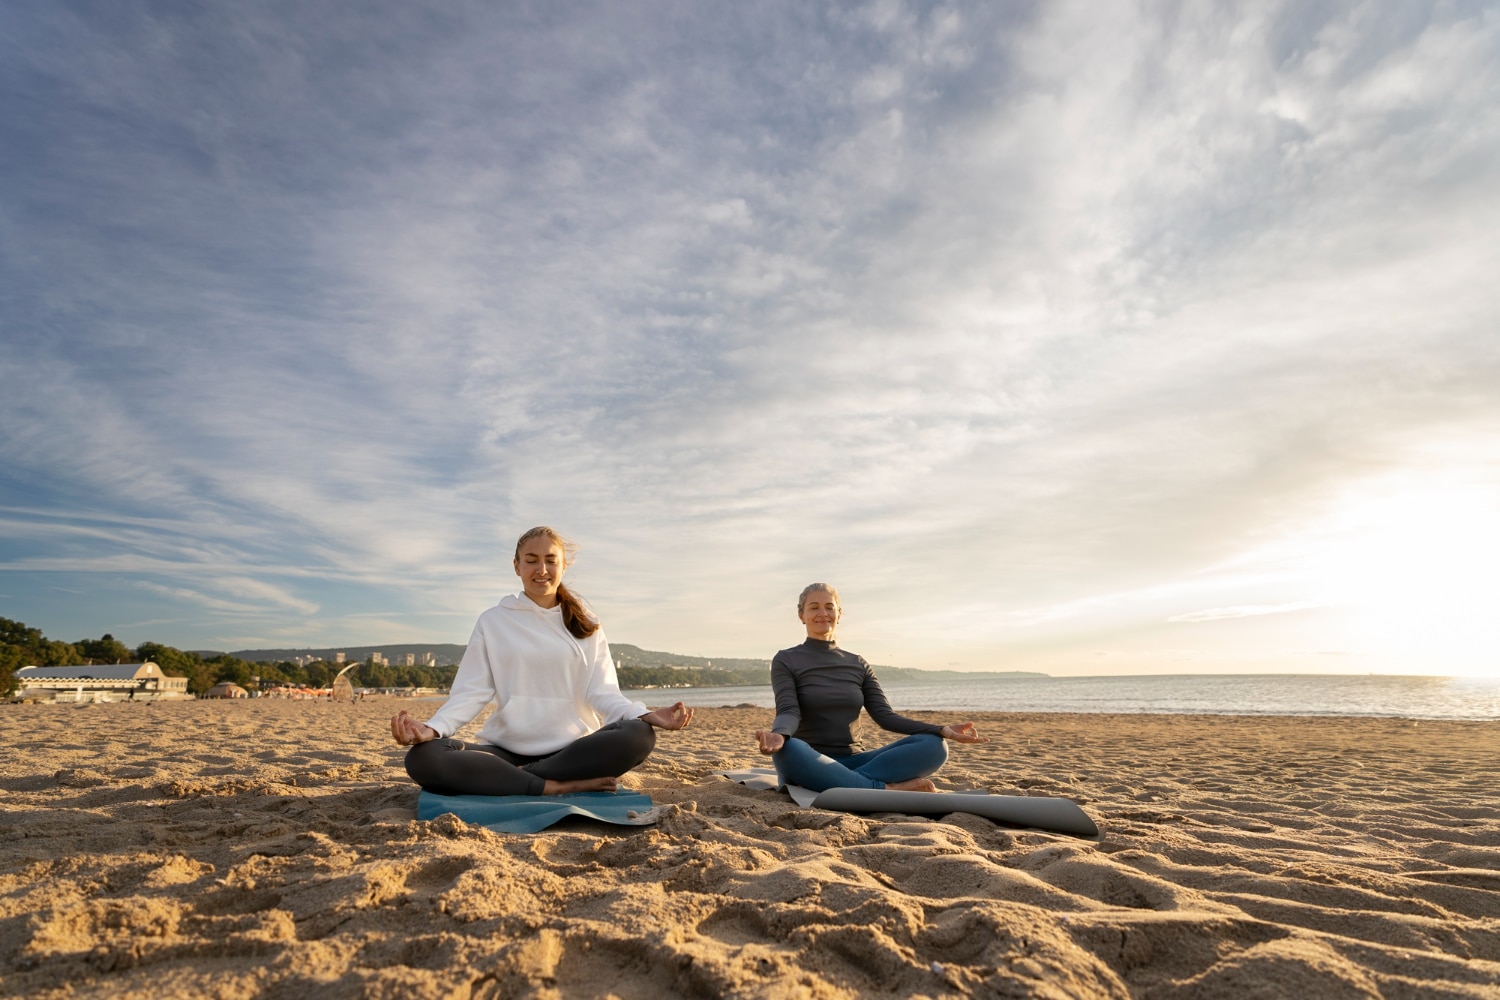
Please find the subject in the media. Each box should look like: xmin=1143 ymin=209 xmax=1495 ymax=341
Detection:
xmin=132 ymin=580 xmax=315 ymax=618
xmin=1169 ymin=603 xmax=1327 ymax=624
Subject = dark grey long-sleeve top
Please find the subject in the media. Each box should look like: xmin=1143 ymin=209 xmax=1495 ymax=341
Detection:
xmin=769 ymin=637 xmax=943 ymax=757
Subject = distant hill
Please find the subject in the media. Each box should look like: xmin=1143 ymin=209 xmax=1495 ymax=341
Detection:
xmin=611 ymin=644 xmax=1044 ymax=681
xmin=610 ymin=643 xmax=769 ymax=673
xmin=221 ymin=641 xmax=1044 ymax=684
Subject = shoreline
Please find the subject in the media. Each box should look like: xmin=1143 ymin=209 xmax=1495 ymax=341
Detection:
xmin=3 ymin=702 xmax=1499 ymax=997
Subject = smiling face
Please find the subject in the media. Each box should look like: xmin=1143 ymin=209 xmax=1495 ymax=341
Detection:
xmin=513 ymin=535 xmax=567 ymax=607
xmin=798 ymin=589 xmax=841 ymax=640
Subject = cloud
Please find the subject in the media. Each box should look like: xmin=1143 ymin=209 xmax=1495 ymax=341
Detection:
xmin=2 ymin=2 xmax=1497 ymax=668
xmin=131 ymin=580 xmax=309 ymax=618
xmin=1169 ymin=603 xmax=1328 ymax=624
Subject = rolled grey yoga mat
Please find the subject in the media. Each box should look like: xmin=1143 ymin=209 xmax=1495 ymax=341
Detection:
xmin=806 ymin=786 xmax=1099 ymax=838
xmin=717 ymin=769 xmax=1098 ymax=838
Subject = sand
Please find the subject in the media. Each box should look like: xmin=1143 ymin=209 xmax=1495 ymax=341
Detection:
xmin=2 ymin=700 xmax=1499 ymax=999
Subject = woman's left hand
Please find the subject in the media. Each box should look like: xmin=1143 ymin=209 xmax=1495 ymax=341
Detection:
xmin=940 ymin=722 xmax=988 ymax=743
xmin=640 ymin=701 xmax=694 ymax=730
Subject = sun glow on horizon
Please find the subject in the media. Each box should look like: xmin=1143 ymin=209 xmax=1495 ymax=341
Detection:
xmin=1300 ymin=478 xmax=1500 ymax=676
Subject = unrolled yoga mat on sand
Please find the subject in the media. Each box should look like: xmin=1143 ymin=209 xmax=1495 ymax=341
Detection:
xmin=716 ymin=767 xmax=1099 ymax=837
xmin=416 ymin=789 xmax=661 ymax=834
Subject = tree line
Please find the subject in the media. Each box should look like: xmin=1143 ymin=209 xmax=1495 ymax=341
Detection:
xmin=0 ymin=618 xmax=458 ymax=696
xmin=615 ymin=664 xmax=768 ymax=689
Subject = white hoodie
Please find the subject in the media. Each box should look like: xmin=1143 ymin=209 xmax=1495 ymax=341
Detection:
xmin=424 ymin=594 xmax=648 ymax=755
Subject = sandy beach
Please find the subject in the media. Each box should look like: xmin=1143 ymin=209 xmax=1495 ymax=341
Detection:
xmin=2 ymin=700 xmax=1498 ymax=998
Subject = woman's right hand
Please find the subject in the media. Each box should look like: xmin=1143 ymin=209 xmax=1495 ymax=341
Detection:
xmin=391 ymin=710 xmax=438 ymax=747
xmin=754 ymin=730 xmax=785 ymax=755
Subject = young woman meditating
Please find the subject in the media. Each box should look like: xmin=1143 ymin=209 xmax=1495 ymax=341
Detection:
xmin=754 ymin=583 xmax=986 ymax=792
xmin=392 ymin=526 xmax=692 ymax=796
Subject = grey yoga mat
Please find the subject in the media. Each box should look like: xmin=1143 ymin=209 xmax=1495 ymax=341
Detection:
xmin=716 ymin=768 xmax=1098 ymax=838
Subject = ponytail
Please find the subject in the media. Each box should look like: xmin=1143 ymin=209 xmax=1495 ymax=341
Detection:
xmin=555 ymin=582 xmax=600 ymax=639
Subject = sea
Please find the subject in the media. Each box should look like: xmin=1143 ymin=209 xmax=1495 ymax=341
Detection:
xmin=623 ymin=674 xmax=1500 ymax=722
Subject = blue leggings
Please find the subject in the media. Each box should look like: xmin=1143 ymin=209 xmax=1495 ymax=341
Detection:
xmin=773 ymin=733 xmax=947 ymax=791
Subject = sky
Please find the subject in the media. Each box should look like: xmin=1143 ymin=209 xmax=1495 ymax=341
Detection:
xmin=3 ymin=1 xmax=1499 ymax=677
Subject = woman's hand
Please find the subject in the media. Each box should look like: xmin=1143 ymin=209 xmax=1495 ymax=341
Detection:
xmin=640 ymin=701 xmax=694 ymax=730
xmin=391 ymin=710 xmax=438 ymax=747
xmin=939 ymin=722 xmax=988 ymax=743
xmin=755 ymin=730 xmax=785 ymax=755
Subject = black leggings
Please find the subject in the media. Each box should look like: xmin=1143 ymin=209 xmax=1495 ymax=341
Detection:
xmin=404 ymin=719 xmax=656 ymax=796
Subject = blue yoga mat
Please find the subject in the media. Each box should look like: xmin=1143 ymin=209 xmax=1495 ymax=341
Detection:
xmin=417 ymin=790 xmax=660 ymax=834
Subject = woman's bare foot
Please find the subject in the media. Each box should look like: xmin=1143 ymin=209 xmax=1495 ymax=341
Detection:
xmin=542 ymin=776 xmax=618 ymax=795
xmin=886 ymin=778 xmax=937 ymax=792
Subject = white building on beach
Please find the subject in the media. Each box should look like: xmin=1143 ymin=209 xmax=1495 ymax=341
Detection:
xmin=13 ymin=662 xmax=191 ymax=702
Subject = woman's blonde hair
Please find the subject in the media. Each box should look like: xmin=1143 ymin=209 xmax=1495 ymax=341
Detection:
xmin=797 ymin=582 xmax=841 ymax=613
xmin=514 ymin=526 xmax=598 ymax=638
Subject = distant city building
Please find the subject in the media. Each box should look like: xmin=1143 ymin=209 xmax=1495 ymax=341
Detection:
xmin=422 ymin=652 xmax=436 ymax=666
xmin=404 ymin=653 xmax=415 ymax=666
xmin=370 ymin=652 xmax=386 ymax=666
xmin=335 ymin=652 xmax=346 ymax=664
xmin=13 ymin=662 xmax=189 ymax=703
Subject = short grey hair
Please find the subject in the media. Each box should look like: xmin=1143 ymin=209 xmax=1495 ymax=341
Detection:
xmin=797 ymin=582 xmax=841 ymax=613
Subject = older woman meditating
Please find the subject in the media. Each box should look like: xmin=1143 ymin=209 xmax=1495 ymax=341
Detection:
xmin=754 ymin=582 xmax=986 ymax=792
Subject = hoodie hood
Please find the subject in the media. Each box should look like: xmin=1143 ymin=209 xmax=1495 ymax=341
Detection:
xmin=499 ymin=592 xmax=562 ymax=615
